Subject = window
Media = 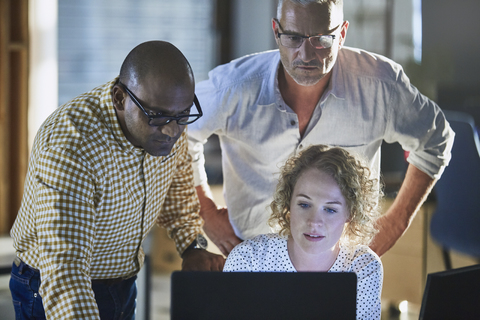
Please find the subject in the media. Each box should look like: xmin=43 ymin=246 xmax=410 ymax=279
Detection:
xmin=58 ymin=0 xmax=216 ymax=105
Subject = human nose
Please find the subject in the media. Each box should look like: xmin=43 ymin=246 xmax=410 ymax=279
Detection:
xmin=307 ymin=210 xmax=324 ymax=226
xmin=160 ymin=120 xmax=180 ymax=137
xmin=298 ymin=37 xmax=317 ymax=62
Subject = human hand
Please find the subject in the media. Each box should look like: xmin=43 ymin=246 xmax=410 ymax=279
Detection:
xmin=181 ymin=249 xmax=225 ymax=271
xmin=195 ymin=185 xmax=242 ymax=256
xmin=202 ymin=206 xmax=242 ymax=256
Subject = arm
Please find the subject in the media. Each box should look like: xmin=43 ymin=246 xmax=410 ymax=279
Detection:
xmin=370 ymin=164 xmax=436 ymax=256
xmin=158 ymin=133 xmax=225 ymax=270
xmin=371 ymin=67 xmax=454 ymax=256
xmin=181 ymin=247 xmax=225 ymax=271
xmin=188 ymin=122 xmax=241 ymax=255
xmin=196 ymin=184 xmax=242 ymax=256
xmin=187 ymin=74 xmax=243 ymax=256
xmin=34 ymin=148 xmax=100 ymax=319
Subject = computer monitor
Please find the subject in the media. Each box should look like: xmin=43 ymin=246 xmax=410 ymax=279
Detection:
xmin=420 ymin=264 xmax=480 ymax=320
xmin=171 ymin=271 xmax=357 ymax=320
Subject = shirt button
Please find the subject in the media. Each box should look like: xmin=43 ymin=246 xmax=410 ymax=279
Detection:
xmin=290 ymin=120 xmax=296 ymax=126
xmin=299 ymin=144 xmax=303 ymax=149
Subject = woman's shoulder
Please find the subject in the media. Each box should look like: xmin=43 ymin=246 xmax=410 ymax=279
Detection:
xmin=352 ymin=245 xmax=379 ymax=258
xmin=333 ymin=245 xmax=383 ymax=272
xmin=238 ymin=233 xmax=287 ymax=251
xmin=225 ymin=233 xmax=292 ymax=272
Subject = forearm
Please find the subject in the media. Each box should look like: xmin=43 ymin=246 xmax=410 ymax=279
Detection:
xmin=371 ymin=164 xmax=436 ymax=255
xmin=195 ymin=184 xmax=242 ymax=255
xmin=40 ymin=266 xmax=99 ymax=319
xmin=159 ymin=139 xmax=205 ymax=255
xmin=37 ymin=193 xmax=100 ymax=319
xmin=388 ymin=164 xmax=435 ymax=227
xmin=196 ymin=183 xmax=218 ymax=218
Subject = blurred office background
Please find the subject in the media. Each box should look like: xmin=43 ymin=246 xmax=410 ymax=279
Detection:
xmin=1 ymin=0 xmax=479 ymax=319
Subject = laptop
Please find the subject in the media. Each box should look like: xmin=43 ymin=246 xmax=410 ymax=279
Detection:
xmin=170 ymin=271 xmax=357 ymax=320
xmin=419 ymin=264 xmax=480 ymax=320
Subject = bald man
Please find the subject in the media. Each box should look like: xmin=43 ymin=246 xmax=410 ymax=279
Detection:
xmin=10 ymin=41 xmax=224 ymax=320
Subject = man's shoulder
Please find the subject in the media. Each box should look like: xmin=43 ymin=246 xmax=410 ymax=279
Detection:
xmin=37 ymin=82 xmax=113 ymax=152
xmin=206 ymin=50 xmax=279 ymax=88
xmin=228 ymin=50 xmax=279 ymax=69
xmin=338 ymin=46 xmax=404 ymax=81
xmin=339 ymin=46 xmax=399 ymax=65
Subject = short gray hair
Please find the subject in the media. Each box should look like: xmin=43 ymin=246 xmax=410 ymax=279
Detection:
xmin=276 ymin=0 xmax=344 ymax=21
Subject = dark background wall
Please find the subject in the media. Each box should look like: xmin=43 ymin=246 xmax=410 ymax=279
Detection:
xmin=422 ymin=0 xmax=480 ymax=124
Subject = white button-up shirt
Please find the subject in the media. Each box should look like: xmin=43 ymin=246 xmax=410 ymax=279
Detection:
xmin=188 ymin=48 xmax=454 ymax=240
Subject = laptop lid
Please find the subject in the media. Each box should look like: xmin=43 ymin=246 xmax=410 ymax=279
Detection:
xmin=419 ymin=264 xmax=480 ymax=320
xmin=170 ymin=271 xmax=357 ymax=320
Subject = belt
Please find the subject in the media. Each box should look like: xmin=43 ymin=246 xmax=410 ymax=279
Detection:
xmin=14 ymin=256 xmax=40 ymax=273
xmin=91 ymin=277 xmax=128 ymax=286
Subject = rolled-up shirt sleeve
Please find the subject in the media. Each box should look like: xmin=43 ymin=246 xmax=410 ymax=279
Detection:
xmin=385 ymin=68 xmax=455 ymax=179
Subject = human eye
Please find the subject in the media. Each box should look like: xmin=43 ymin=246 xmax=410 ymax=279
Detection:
xmin=319 ymin=35 xmax=334 ymax=46
xmin=148 ymin=109 xmax=163 ymax=117
xmin=286 ymin=34 xmax=302 ymax=42
xmin=298 ymin=202 xmax=311 ymax=209
xmin=180 ymin=108 xmax=191 ymax=115
xmin=310 ymin=35 xmax=334 ymax=49
xmin=324 ymin=207 xmax=337 ymax=214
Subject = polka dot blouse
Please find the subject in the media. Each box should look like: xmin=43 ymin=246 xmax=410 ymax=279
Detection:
xmin=224 ymin=233 xmax=383 ymax=320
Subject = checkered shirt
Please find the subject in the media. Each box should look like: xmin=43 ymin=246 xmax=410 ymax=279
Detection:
xmin=10 ymin=79 xmax=203 ymax=319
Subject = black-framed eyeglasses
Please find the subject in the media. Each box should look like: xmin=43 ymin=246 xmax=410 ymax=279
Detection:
xmin=274 ymin=18 xmax=339 ymax=50
xmin=118 ymin=81 xmax=203 ymax=126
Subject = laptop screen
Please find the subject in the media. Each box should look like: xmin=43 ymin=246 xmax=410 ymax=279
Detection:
xmin=171 ymin=271 xmax=357 ymax=320
xmin=420 ymin=264 xmax=480 ymax=320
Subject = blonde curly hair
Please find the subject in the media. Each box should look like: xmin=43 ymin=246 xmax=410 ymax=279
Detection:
xmin=268 ymin=145 xmax=383 ymax=246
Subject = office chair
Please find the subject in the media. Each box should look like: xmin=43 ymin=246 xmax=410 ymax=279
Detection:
xmin=430 ymin=110 xmax=480 ymax=270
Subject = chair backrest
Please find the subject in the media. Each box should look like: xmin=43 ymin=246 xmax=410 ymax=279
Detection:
xmin=430 ymin=110 xmax=480 ymax=257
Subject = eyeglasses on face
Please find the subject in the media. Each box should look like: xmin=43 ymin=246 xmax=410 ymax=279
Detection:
xmin=274 ymin=18 xmax=339 ymax=50
xmin=118 ymin=81 xmax=203 ymax=126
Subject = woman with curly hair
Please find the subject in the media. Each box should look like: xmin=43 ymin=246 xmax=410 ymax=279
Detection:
xmin=224 ymin=145 xmax=384 ymax=319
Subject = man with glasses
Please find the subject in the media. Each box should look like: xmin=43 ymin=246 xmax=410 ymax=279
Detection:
xmin=10 ymin=41 xmax=224 ymax=320
xmin=188 ymin=0 xmax=454 ymax=257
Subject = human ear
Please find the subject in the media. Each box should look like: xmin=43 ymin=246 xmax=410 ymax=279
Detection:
xmin=272 ymin=18 xmax=280 ymax=44
xmin=112 ymin=84 xmax=126 ymax=111
xmin=339 ymin=20 xmax=349 ymax=48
